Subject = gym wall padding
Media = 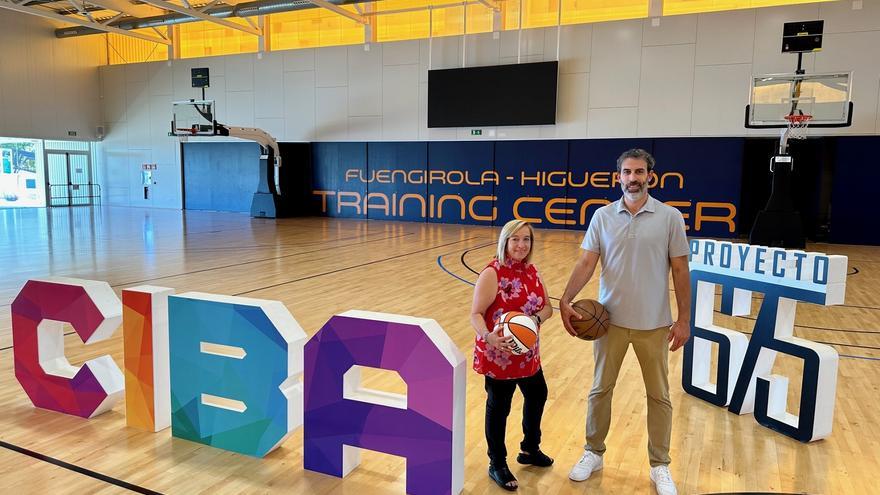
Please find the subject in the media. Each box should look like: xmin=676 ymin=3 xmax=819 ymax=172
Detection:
xmin=311 ymin=142 xmax=367 ymax=219
xmin=651 ymin=138 xmax=743 ymax=239
xmin=566 ymin=139 xmax=653 ymax=231
xmin=308 ymin=138 xmax=745 ymax=239
xmin=831 ymin=137 xmax=879 ymax=246
xmin=494 ymin=140 xmax=570 ymax=226
xmin=366 ymin=142 xmax=428 ymax=222
xmin=427 ymin=141 xmax=495 ymax=226
xmin=183 ymin=142 xmax=261 ymax=213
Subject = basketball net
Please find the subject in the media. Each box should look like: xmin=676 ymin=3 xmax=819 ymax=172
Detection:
xmin=784 ymin=114 xmax=812 ymax=140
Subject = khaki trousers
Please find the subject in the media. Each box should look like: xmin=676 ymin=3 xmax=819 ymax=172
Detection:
xmin=584 ymin=324 xmax=672 ymax=467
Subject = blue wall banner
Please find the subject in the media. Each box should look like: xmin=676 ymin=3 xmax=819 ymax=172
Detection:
xmin=494 ymin=140 xmax=570 ymax=226
xmin=831 ymin=137 xmax=879 ymax=246
xmin=310 ymin=138 xmax=744 ymax=237
xmin=365 ymin=142 xmax=428 ymax=222
xmin=312 ymin=143 xmax=367 ymax=219
xmin=652 ymin=138 xmax=742 ymax=239
xmin=566 ymin=139 xmax=653 ymax=230
xmin=184 ymin=142 xmax=261 ymax=213
xmin=427 ymin=141 xmax=495 ymax=226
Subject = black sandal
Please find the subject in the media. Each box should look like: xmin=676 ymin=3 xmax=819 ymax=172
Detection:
xmin=516 ymin=449 xmax=554 ymax=467
xmin=488 ymin=463 xmax=518 ymax=491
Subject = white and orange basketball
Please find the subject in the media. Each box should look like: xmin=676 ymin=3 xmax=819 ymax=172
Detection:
xmin=493 ymin=311 xmax=538 ymax=355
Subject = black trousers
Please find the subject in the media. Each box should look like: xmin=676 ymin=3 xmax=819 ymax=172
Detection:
xmin=484 ymin=369 xmax=548 ymax=467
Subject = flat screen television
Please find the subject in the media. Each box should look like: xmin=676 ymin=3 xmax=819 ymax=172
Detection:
xmin=427 ymin=61 xmax=558 ymax=127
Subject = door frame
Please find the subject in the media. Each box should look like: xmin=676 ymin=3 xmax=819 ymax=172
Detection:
xmin=45 ymin=149 xmax=92 ymax=207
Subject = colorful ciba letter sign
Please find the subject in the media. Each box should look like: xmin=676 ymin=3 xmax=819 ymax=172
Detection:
xmin=304 ymin=310 xmax=466 ymax=495
xmin=12 ymin=277 xmax=124 ymax=418
xmin=123 ymin=286 xmax=175 ymax=432
xmin=168 ymin=292 xmax=306 ymax=458
xmin=683 ymin=240 xmax=847 ymax=442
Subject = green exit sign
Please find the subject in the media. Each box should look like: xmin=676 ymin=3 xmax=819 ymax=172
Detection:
xmin=471 ymin=129 xmax=482 ymax=136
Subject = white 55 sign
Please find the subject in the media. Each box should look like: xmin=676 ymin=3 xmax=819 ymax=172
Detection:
xmin=683 ymin=239 xmax=847 ymax=442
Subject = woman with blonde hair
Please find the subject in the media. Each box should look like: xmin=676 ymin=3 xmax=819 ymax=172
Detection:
xmin=470 ymin=219 xmax=554 ymax=491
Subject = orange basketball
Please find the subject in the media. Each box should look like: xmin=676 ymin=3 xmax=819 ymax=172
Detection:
xmin=570 ymin=299 xmax=610 ymax=341
xmin=493 ymin=311 xmax=538 ymax=355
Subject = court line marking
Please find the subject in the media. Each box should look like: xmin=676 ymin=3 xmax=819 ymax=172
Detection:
xmin=0 ymin=440 xmax=162 ymax=495
xmin=109 ymin=231 xmax=417 ymax=288
xmin=233 ymin=237 xmax=484 ymax=296
xmin=0 ymin=231 xmax=415 ymax=309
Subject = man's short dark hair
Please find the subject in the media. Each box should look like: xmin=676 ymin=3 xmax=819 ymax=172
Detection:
xmin=616 ymin=148 xmax=655 ymax=173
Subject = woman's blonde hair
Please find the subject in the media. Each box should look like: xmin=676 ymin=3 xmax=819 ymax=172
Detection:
xmin=496 ymin=220 xmax=535 ymax=265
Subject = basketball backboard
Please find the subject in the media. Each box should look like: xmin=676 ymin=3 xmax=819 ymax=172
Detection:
xmin=171 ymin=100 xmax=216 ymax=136
xmin=745 ymin=72 xmax=852 ymax=128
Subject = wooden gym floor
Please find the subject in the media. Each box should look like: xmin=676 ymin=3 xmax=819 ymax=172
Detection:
xmin=0 ymin=206 xmax=877 ymax=494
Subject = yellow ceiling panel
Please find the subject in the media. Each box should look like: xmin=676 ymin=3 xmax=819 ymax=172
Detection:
xmin=561 ymin=0 xmax=649 ymax=24
xmin=179 ymin=18 xmax=258 ymax=58
xmin=271 ymin=5 xmax=364 ymax=51
xmin=664 ymin=0 xmax=836 ymax=16
xmin=107 ymin=28 xmax=169 ymax=65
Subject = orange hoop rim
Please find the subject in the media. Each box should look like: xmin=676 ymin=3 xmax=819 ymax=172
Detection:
xmin=784 ymin=114 xmax=813 ymax=124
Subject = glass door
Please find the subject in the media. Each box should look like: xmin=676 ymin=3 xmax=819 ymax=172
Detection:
xmin=46 ymin=151 xmax=93 ymax=206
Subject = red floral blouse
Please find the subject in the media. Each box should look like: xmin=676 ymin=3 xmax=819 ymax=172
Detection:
xmin=473 ymin=258 xmax=546 ymax=379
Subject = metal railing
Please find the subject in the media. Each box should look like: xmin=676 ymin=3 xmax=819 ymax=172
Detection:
xmin=49 ymin=184 xmax=102 ymax=206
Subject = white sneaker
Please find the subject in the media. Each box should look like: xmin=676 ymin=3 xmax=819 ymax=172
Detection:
xmin=568 ymin=450 xmax=603 ymax=481
xmin=649 ymin=465 xmax=678 ymax=495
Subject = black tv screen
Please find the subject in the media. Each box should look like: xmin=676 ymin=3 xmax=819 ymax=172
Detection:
xmin=428 ymin=61 xmax=558 ymax=127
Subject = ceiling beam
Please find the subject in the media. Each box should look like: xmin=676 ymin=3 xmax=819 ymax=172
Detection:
xmin=308 ymin=0 xmax=365 ymax=24
xmin=85 ymin=0 xmax=161 ymax=18
xmin=477 ymin=0 xmax=499 ymax=11
xmin=0 ymin=0 xmax=171 ymax=44
xmin=138 ymin=0 xmax=262 ymax=35
xmin=66 ymin=0 xmax=95 ymax=22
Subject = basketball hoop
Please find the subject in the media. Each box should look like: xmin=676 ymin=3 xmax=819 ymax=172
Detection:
xmin=784 ymin=114 xmax=812 ymax=140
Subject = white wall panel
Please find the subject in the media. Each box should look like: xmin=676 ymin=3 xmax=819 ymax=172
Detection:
xmin=316 ymin=46 xmax=348 ymax=87
xmin=102 ymin=67 xmax=127 ymax=124
xmin=315 ymin=86 xmax=348 ymax=140
xmin=821 ymin=0 xmax=880 ymax=33
xmin=696 ymin=10 xmax=756 ymax=66
xmin=382 ymin=64 xmax=419 ymax=140
xmin=149 ymin=62 xmax=174 ymax=96
xmin=547 ymin=72 xmax=588 ymax=138
xmin=283 ymin=48 xmax=315 ymax=71
xmin=638 ymin=44 xmax=696 ymax=136
xmin=226 ymin=91 xmax=255 ymax=128
xmin=590 ymin=19 xmax=642 ymax=108
xmin=283 ymin=70 xmax=316 ymax=141
xmin=465 ymin=32 xmax=500 ymax=67
xmin=691 ymin=63 xmax=753 ymax=136
xmin=349 ymin=116 xmax=382 ymax=141
xmin=552 ymin=24 xmax=591 ymax=74
xmin=384 ymin=40 xmax=420 ymax=66
xmin=254 ymin=52 xmax=284 ymax=119
xmin=348 ymin=44 xmax=382 ymax=117
xmin=126 ymin=62 xmax=149 ymax=84
xmin=587 ymin=107 xmax=638 ymax=138
xmin=643 ymin=14 xmax=697 ymax=46
xmin=225 ymin=54 xmax=254 ymax=92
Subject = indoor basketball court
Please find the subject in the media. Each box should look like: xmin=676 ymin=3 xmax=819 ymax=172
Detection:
xmin=1 ymin=1 xmax=879 ymax=495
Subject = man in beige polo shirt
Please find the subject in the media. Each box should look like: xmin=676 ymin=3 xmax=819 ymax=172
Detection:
xmin=560 ymin=148 xmax=691 ymax=495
